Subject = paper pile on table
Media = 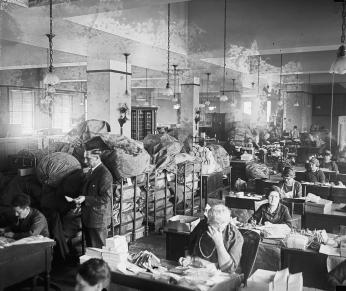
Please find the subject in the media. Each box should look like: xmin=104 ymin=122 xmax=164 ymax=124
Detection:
xmin=243 ymin=268 xmax=303 ymax=291
xmin=80 ymin=235 xmax=129 ymax=272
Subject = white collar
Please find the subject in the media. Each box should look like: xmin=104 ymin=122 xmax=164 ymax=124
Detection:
xmin=91 ymin=161 xmax=102 ymax=172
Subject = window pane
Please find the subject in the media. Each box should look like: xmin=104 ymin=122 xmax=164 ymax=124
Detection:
xmin=9 ymin=90 xmax=34 ymax=133
xmin=243 ymin=101 xmax=252 ymax=115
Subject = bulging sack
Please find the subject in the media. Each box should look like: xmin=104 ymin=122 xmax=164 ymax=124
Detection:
xmin=36 ymin=152 xmax=81 ymax=187
xmin=101 ymin=135 xmax=151 ymax=180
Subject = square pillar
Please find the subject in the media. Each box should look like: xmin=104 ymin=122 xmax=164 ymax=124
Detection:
xmin=180 ymin=77 xmax=200 ymax=138
xmin=87 ymin=58 xmax=131 ymax=137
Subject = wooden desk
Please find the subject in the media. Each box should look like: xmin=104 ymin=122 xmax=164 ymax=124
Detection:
xmin=225 ymin=195 xmax=267 ymax=211
xmin=281 ymin=247 xmax=329 ymax=290
xmin=111 ymin=260 xmax=242 ymax=291
xmin=295 ymin=169 xmax=337 ymax=183
xmin=255 ymin=177 xmax=281 ymax=195
xmin=0 ymin=240 xmax=55 ymax=291
xmin=301 ymin=183 xmax=331 ymax=199
xmin=304 ymin=203 xmax=346 ymax=233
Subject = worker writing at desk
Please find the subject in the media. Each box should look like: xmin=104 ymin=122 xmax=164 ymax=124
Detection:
xmin=249 ymin=187 xmax=292 ymax=227
xmin=0 ymin=193 xmax=49 ymax=239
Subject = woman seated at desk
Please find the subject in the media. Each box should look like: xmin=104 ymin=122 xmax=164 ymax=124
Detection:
xmin=249 ymin=187 xmax=292 ymax=227
xmin=304 ymin=157 xmax=326 ymax=183
xmin=187 ymin=204 xmax=244 ymax=273
xmin=277 ymin=167 xmax=302 ymax=198
xmin=320 ymin=150 xmax=339 ymax=174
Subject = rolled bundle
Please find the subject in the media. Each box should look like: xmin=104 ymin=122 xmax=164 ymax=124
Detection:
xmin=36 ymin=152 xmax=81 ymax=187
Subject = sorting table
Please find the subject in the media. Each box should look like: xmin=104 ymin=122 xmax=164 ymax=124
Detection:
xmin=304 ymin=203 xmax=346 ymax=233
xmin=0 ymin=240 xmax=55 ymax=291
xmin=225 ymin=195 xmax=267 ymax=211
xmin=111 ymin=259 xmax=242 ymax=291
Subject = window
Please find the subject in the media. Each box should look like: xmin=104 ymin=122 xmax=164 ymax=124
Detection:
xmin=52 ymin=94 xmax=72 ymax=132
xmin=243 ymin=101 xmax=252 ymax=115
xmin=9 ymin=89 xmax=34 ymax=134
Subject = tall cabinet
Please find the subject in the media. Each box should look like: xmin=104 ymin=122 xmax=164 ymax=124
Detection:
xmin=131 ymin=106 xmax=158 ymax=140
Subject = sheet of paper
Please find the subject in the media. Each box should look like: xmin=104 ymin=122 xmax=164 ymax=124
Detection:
xmin=65 ymin=196 xmax=74 ymax=202
xmin=319 ymin=244 xmax=341 ymax=257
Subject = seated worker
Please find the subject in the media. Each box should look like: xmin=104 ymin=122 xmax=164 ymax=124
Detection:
xmin=249 ymin=187 xmax=292 ymax=227
xmin=187 ymin=204 xmax=243 ymax=273
xmin=277 ymin=167 xmax=302 ymax=198
xmin=320 ymin=150 xmax=339 ymax=174
xmin=0 ymin=193 xmax=49 ymax=239
xmin=75 ymin=258 xmax=111 ymax=291
xmin=304 ymin=157 xmax=326 ymax=183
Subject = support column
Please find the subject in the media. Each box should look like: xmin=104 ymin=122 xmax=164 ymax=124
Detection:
xmin=87 ymin=58 xmax=131 ymax=137
xmin=180 ymin=77 xmax=200 ymax=139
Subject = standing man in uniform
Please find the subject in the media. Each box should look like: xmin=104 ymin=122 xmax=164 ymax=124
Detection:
xmin=75 ymin=149 xmax=113 ymax=248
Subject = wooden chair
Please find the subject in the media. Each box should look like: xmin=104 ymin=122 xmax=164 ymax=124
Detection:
xmin=239 ymin=229 xmax=261 ymax=286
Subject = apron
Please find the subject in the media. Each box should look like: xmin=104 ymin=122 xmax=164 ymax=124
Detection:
xmin=281 ymin=182 xmax=295 ymax=198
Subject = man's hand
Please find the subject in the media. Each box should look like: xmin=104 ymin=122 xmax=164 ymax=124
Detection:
xmin=207 ymin=225 xmax=223 ymax=248
xmin=4 ymin=231 xmax=14 ymax=238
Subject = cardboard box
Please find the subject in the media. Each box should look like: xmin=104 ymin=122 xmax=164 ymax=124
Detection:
xmin=305 ymin=199 xmax=332 ymax=214
xmin=165 ymin=215 xmax=200 ymax=233
xmin=243 ymin=269 xmax=303 ymax=291
xmin=341 ymin=240 xmax=346 ymax=257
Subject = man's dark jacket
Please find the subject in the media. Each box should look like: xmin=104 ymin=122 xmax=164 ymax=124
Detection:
xmin=81 ymin=164 xmax=113 ymax=229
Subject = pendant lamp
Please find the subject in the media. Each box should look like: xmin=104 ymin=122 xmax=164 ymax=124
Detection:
xmin=124 ymin=53 xmax=130 ymax=96
xmin=163 ymin=3 xmax=174 ymax=96
xmin=43 ymin=0 xmax=59 ymax=94
xmin=219 ymin=0 xmax=228 ymax=102
xmin=293 ymin=74 xmax=299 ymax=107
xmin=330 ymin=0 xmax=346 ymax=74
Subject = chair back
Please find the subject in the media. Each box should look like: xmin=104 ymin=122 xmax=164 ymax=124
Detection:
xmin=239 ymin=229 xmax=261 ymax=285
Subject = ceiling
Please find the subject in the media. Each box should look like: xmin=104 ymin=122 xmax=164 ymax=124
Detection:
xmin=0 ymin=0 xmax=346 ymax=93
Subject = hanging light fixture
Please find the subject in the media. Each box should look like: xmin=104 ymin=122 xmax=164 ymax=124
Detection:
xmin=205 ymin=72 xmax=212 ymax=108
xmin=293 ymin=74 xmax=300 ymax=107
xmin=277 ymin=53 xmax=284 ymax=106
xmin=163 ymin=3 xmax=174 ymax=96
xmin=172 ymin=64 xmax=180 ymax=109
xmin=307 ymin=73 xmax=311 ymax=107
xmin=257 ymin=55 xmax=261 ymax=98
xmin=43 ymin=0 xmax=59 ymax=94
xmin=124 ymin=53 xmax=130 ymax=96
xmin=330 ymin=0 xmax=346 ymax=74
xmin=230 ymin=78 xmax=236 ymax=107
xmin=172 ymin=64 xmax=178 ymax=103
xmin=219 ymin=0 xmax=228 ymax=102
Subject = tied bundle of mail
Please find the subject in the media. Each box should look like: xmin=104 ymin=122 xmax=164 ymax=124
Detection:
xmin=129 ymin=250 xmax=160 ymax=271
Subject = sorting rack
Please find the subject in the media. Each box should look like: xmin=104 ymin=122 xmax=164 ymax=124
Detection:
xmin=108 ymin=161 xmax=203 ymax=242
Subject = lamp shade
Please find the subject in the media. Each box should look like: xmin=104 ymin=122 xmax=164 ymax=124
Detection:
xmin=162 ymin=83 xmax=173 ymax=96
xmin=330 ymin=45 xmax=346 ymax=74
xmin=43 ymin=71 xmax=60 ymax=86
xmin=173 ymin=103 xmax=180 ymax=110
xmin=220 ymin=94 xmax=228 ymax=102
